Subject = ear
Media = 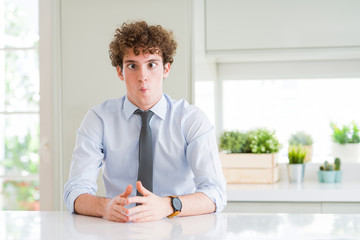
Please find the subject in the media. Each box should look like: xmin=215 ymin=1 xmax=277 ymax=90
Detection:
xmin=163 ymin=63 xmax=171 ymax=79
xmin=116 ymin=66 xmax=124 ymax=81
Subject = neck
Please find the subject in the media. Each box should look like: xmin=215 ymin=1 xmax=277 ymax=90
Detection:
xmin=129 ymin=95 xmax=162 ymax=111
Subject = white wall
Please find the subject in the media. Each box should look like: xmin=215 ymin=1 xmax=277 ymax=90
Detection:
xmin=205 ymin=0 xmax=360 ymax=52
xmin=57 ymin=0 xmax=192 ymax=208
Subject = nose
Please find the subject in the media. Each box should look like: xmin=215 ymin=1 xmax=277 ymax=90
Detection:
xmin=138 ymin=66 xmax=148 ymax=82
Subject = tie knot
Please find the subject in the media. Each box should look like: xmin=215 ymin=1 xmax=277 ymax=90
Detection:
xmin=135 ymin=109 xmax=154 ymax=125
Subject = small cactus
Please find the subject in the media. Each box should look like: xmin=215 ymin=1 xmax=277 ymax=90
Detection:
xmin=320 ymin=158 xmax=341 ymax=171
xmin=324 ymin=161 xmax=330 ymax=170
xmin=334 ymin=158 xmax=341 ymax=171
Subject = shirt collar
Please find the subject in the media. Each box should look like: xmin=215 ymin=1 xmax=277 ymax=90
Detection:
xmin=150 ymin=94 xmax=167 ymax=120
xmin=123 ymin=95 xmax=167 ymax=120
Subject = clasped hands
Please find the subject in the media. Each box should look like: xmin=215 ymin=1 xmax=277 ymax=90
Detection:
xmin=103 ymin=181 xmax=173 ymax=223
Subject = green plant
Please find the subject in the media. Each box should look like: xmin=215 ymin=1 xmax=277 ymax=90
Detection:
xmin=220 ymin=130 xmax=251 ymax=153
xmin=0 ymin=130 xmax=39 ymax=211
xmin=220 ymin=128 xmax=281 ymax=154
xmin=248 ymin=128 xmax=281 ymax=153
xmin=2 ymin=181 xmax=39 ymax=210
xmin=288 ymin=145 xmax=308 ymax=164
xmin=1 ymin=131 xmax=39 ymax=175
xmin=319 ymin=158 xmax=341 ymax=171
xmin=334 ymin=157 xmax=341 ymax=170
xmin=330 ymin=121 xmax=360 ymax=145
xmin=289 ymin=131 xmax=313 ymax=146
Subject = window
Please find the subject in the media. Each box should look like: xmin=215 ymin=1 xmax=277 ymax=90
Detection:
xmin=0 ymin=0 xmax=39 ymax=210
xmin=195 ymin=61 xmax=360 ymax=163
xmin=222 ymin=78 xmax=360 ymax=163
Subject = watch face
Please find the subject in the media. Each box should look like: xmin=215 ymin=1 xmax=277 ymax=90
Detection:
xmin=173 ymin=197 xmax=182 ymax=211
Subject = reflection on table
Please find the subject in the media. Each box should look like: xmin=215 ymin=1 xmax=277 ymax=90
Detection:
xmin=1 ymin=211 xmax=360 ymax=239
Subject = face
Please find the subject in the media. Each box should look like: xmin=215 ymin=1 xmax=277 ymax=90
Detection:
xmin=117 ymin=49 xmax=170 ymax=111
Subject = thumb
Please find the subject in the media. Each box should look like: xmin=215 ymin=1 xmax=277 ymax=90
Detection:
xmin=136 ymin=181 xmax=152 ymax=196
xmin=120 ymin=184 xmax=133 ymax=198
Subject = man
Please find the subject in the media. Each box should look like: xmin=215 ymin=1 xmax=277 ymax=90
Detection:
xmin=64 ymin=21 xmax=226 ymax=223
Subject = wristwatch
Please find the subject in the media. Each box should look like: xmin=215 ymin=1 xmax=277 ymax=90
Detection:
xmin=167 ymin=196 xmax=182 ymax=218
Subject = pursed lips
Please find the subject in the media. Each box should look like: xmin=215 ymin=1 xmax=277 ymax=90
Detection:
xmin=140 ymin=87 xmax=149 ymax=93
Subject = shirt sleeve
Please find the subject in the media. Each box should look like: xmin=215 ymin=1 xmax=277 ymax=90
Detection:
xmin=184 ymin=108 xmax=227 ymax=212
xmin=63 ymin=110 xmax=104 ymax=213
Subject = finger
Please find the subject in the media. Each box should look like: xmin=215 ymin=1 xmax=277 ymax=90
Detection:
xmin=126 ymin=204 xmax=146 ymax=216
xmin=127 ymin=196 xmax=146 ymax=205
xmin=105 ymin=204 xmax=130 ymax=222
xmin=129 ymin=210 xmax=152 ymax=223
xmin=112 ymin=204 xmax=130 ymax=215
xmin=120 ymin=184 xmax=133 ymax=198
xmin=114 ymin=196 xmax=129 ymax=205
xmin=136 ymin=181 xmax=151 ymax=196
xmin=109 ymin=211 xmax=130 ymax=222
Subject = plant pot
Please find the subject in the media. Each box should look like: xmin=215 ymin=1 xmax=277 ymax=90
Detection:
xmin=317 ymin=170 xmax=342 ymax=183
xmin=332 ymin=142 xmax=360 ymax=163
xmin=220 ymin=152 xmax=278 ymax=168
xmin=287 ymin=164 xmax=305 ymax=184
xmin=322 ymin=171 xmax=336 ymax=183
xmin=220 ymin=153 xmax=279 ymax=184
xmin=335 ymin=170 xmax=342 ymax=183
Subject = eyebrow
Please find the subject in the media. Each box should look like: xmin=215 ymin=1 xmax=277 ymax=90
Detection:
xmin=124 ymin=58 xmax=162 ymax=63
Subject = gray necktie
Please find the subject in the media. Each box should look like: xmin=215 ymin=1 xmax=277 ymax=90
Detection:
xmin=135 ymin=109 xmax=154 ymax=197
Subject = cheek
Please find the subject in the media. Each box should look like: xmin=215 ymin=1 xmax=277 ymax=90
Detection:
xmin=125 ymin=79 xmax=136 ymax=90
xmin=152 ymin=70 xmax=165 ymax=80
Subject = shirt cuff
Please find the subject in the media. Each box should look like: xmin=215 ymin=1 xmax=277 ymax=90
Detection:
xmin=65 ymin=188 xmax=92 ymax=213
xmin=196 ymin=187 xmax=227 ymax=213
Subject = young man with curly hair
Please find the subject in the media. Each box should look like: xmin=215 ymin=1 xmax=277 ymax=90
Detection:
xmin=64 ymin=21 xmax=226 ymax=223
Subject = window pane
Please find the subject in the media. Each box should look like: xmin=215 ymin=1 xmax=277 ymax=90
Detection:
xmin=0 ymin=50 xmax=4 ymax=111
xmin=3 ymin=0 xmax=39 ymax=48
xmin=0 ymin=114 xmax=39 ymax=176
xmin=1 ymin=180 xmax=39 ymax=210
xmin=2 ymin=50 xmax=39 ymax=112
xmin=222 ymin=79 xmax=360 ymax=163
xmin=0 ymin=0 xmax=40 ymax=211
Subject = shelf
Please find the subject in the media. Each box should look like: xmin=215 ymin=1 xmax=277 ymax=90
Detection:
xmin=226 ymin=163 xmax=360 ymax=202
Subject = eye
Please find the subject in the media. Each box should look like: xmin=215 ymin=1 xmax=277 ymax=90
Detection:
xmin=127 ymin=64 xmax=136 ymax=70
xmin=149 ymin=62 xmax=157 ymax=68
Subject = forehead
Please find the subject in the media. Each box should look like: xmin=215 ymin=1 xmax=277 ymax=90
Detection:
xmin=124 ymin=48 xmax=163 ymax=62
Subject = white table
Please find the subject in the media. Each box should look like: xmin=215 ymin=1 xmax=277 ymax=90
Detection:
xmin=1 ymin=211 xmax=360 ymax=239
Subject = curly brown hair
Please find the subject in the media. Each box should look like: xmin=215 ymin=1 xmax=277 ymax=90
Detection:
xmin=109 ymin=21 xmax=177 ymax=69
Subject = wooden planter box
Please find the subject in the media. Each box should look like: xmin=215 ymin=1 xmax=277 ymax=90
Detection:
xmin=220 ymin=152 xmax=280 ymax=184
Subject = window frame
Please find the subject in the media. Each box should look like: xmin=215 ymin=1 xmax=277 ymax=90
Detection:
xmin=39 ymin=0 xmax=63 ymax=210
xmin=214 ymin=59 xmax=360 ymax=135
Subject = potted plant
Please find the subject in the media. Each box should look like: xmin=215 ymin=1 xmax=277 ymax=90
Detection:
xmin=287 ymin=145 xmax=309 ymax=184
xmin=318 ymin=158 xmax=342 ymax=183
xmin=219 ymin=130 xmax=251 ymax=154
xmin=330 ymin=121 xmax=360 ymax=162
xmin=288 ymin=131 xmax=313 ymax=162
xmin=219 ymin=128 xmax=282 ymax=184
xmin=220 ymin=128 xmax=282 ymax=155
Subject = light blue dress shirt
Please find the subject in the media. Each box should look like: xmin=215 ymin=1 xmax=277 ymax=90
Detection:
xmin=64 ymin=94 xmax=227 ymax=213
